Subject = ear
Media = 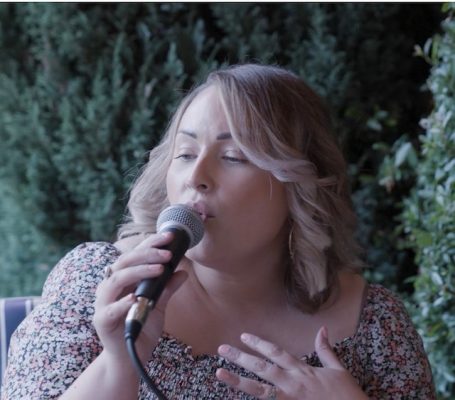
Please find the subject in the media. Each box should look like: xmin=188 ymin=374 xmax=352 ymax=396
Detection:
xmin=314 ymin=326 xmax=345 ymax=370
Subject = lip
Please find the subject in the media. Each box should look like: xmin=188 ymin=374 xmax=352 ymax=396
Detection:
xmin=186 ymin=201 xmax=214 ymax=221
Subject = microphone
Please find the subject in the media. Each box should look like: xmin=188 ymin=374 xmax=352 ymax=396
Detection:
xmin=125 ymin=204 xmax=204 ymax=342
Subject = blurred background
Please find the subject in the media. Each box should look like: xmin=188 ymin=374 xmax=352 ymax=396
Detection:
xmin=0 ymin=3 xmax=453 ymax=398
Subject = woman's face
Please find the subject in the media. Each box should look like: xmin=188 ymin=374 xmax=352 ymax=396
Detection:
xmin=166 ymin=86 xmax=289 ymax=268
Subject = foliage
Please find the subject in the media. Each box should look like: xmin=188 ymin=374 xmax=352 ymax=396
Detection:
xmin=0 ymin=3 xmax=441 ymax=302
xmin=0 ymin=3 xmax=209 ymax=295
xmin=394 ymin=4 xmax=454 ymax=397
xmin=1 ymin=3 xmax=452 ymax=397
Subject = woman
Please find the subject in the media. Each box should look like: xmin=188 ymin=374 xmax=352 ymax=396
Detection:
xmin=2 ymin=64 xmax=435 ymax=399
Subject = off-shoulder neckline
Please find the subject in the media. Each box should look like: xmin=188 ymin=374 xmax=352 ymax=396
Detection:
xmin=155 ymin=284 xmax=377 ymax=362
xmin=98 ymin=241 xmax=376 ymax=361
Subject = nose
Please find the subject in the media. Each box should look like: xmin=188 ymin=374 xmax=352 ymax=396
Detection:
xmin=185 ymin=153 xmax=214 ymax=192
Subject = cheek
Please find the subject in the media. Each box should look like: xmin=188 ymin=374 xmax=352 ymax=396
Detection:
xmin=254 ymin=196 xmax=288 ymax=231
xmin=233 ymin=179 xmax=288 ymax=229
xmin=165 ymin=169 xmax=180 ymax=202
xmin=261 ymin=181 xmax=288 ymax=226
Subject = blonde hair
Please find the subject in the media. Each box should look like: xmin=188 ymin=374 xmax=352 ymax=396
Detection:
xmin=119 ymin=64 xmax=363 ymax=312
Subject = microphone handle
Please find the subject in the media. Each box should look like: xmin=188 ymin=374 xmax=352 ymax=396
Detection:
xmin=134 ymin=227 xmax=190 ymax=306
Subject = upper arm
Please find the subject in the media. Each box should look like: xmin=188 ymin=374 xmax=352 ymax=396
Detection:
xmin=2 ymin=242 xmax=119 ymax=399
xmin=360 ymin=287 xmax=436 ymax=399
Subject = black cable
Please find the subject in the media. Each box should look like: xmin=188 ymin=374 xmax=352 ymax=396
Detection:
xmin=125 ymin=337 xmax=168 ymax=400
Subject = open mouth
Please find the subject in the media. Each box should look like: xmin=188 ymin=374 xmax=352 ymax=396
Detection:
xmin=187 ymin=202 xmax=213 ymax=221
xmin=197 ymin=212 xmax=207 ymax=221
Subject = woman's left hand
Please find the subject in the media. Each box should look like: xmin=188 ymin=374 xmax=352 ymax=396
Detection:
xmin=216 ymin=326 xmax=368 ymax=400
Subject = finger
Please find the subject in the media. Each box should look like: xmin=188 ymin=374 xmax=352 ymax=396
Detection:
xmin=110 ymin=232 xmax=174 ymax=274
xmin=96 ymin=264 xmax=164 ymax=305
xmin=240 ymin=333 xmax=301 ymax=370
xmin=93 ymin=292 xmax=136 ymax=331
xmin=135 ymin=231 xmax=174 ymax=250
xmin=111 ymin=245 xmax=172 ymax=274
xmin=216 ymin=368 xmax=275 ymax=400
xmin=218 ymin=344 xmax=286 ymax=386
xmin=314 ymin=326 xmax=344 ymax=370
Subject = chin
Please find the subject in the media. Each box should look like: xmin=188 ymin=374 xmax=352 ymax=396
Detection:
xmin=185 ymin=244 xmax=224 ymax=268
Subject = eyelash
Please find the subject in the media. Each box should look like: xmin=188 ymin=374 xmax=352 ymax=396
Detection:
xmin=174 ymin=154 xmax=196 ymax=161
xmin=222 ymin=156 xmax=247 ymax=163
xmin=174 ymin=154 xmax=247 ymax=164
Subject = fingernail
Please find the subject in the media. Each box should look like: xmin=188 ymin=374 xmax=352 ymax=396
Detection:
xmin=240 ymin=333 xmax=256 ymax=343
xmin=218 ymin=345 xmax=238 ymax=358
xmin=125 ymin=294 xmax=136 ymax=305
xmin=158 ymin=249 xmax=171 ymax=257
xmin=321 ymin=326 xmax=328 ymax=340
xmin=149 ymin=264 xmax=163 ymax=272
xmin=218 ymin=345 xmax=231 ymax=356
xmin=216 ymin=368 xmax=237 ymax=385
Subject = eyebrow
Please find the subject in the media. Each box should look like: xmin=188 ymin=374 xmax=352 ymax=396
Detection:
xmin=178 ymin=130 xmax=232 ymax=140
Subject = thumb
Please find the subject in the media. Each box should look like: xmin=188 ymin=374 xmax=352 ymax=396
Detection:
xmin=315 ymin=326 xmax=345 ymax=370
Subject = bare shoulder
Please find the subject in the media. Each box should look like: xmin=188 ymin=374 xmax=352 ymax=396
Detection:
xmin=113 ymin=234 xmax=146 ymax=254
xmin=314 ymin=270 xmax=367 ymax=344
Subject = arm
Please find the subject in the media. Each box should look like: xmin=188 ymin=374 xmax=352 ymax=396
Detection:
xmin=360 ymin=286 xmax=436 ymax=399
xmin=3 ymin=236 xmax=184 ymax=400
xmin=59 ymin=350 xmax=140 ymax=400
xmin=2 ymin=243 xmax=119 ymax=399
xmin=60 ymin=233 xmax=187 ymax=400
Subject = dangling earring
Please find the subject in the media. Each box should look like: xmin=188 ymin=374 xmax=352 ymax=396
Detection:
xmin=288 ymin=223 xmax=295 ymax=263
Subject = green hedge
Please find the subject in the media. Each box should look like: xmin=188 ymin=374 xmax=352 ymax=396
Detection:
xmin=0 ymin=3 xmax=440 ymax=296
xmin=402 ymin=5 xmax=455 ymax=397
xmin=378 ymin=4 xmax=454 ymax=397
xmin=0 ymin=3 xmax=451 ymax=397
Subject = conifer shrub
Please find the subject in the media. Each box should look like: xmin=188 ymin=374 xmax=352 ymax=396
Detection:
xmin=0 ymin=3 xmax=441 ymax=306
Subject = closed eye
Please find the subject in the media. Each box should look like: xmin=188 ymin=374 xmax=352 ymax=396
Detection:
xmin=174 ymin=154 xmax=197 ymax=161
xmin=222 ymin=155 xmax=248 ymax=163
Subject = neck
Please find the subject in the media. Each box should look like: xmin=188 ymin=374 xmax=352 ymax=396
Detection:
xmin=184 ymin=247 xmax=290 ymax=314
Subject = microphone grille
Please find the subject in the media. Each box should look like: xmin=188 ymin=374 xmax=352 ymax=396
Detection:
xmin=156 ymin=204 xmax=204 ymax=248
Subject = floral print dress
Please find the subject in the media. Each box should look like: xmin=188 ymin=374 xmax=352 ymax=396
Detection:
xmin=2 ymin=242 xmax=436 ymax=399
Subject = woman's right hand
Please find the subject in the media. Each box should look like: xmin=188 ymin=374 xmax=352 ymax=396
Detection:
xmin=93 ymin=232 xmax=187 ymax=365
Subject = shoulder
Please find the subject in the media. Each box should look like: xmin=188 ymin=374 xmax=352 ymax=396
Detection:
xmin=42 ymin=241 xmax=121 ymax=299
xmin=2 ymin=243 xmax=112 ymax=398
xmin=113 ymin=233 xmax=147 ymax=253
xmin=362 ymin=283 xmax=410 ymax=322
xmin=358 ymin=283 xmax=430 ymax=351
xmin=356 ymin=284 xmax=436 ymax=397
xmin=49 ymin=241 xmax=120 ymax=276
xmin=68 ymin=241 xmax=121 ymax=265
xmin=357 ymin=283 xmax=416 ymax=341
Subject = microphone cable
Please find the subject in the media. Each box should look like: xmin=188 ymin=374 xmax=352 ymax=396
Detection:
xmin=125 ymin=336 xmax=168 ymax=400
xmin=123 ymin=205 xmax=204 ymax=400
